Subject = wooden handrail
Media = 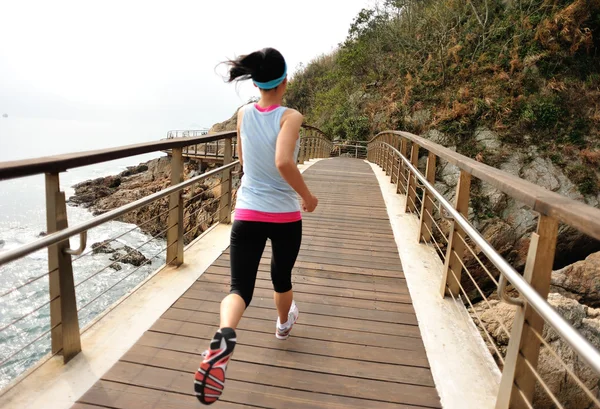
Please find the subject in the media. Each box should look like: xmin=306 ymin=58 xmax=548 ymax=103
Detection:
xmin=0 ymin=130 xmax=237 ymax=181
xmin=371 ymin=130 xmax=600 ymax=242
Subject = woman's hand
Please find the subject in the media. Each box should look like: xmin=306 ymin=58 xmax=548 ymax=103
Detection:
xmin=302 ymin=194 xmax=318 ymax=212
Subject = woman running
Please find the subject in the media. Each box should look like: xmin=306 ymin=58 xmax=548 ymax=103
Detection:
xmin=194 ymin=47 xmax=318 ymax=405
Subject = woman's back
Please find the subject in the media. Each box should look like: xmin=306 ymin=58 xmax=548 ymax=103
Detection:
xmin=236 ymin=103 xmax=301 ymax=213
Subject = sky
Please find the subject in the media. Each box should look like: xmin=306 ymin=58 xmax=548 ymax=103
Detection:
xmin=0 ymin=0 xmax=374 ymax=132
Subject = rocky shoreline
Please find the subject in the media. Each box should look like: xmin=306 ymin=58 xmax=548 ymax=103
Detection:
xmin=68 ymin=155 xmax=230 ymax=246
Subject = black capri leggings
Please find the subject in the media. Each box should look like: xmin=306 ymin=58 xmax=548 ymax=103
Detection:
xmin=229 ymin=219 xmax=302 ymax=307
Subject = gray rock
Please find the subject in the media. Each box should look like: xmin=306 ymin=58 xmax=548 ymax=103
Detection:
xmin=470 ymin=292 xmax=600 ymax=408
xmin=521 ymin=157 xmax=583 ymax=199
xmin=411 ymin=109 xmax=431 ymax=126
xmin=551 ymin=252 xmax=600 ymax=307
xmin=426 ymin=129 xmax=448 ymax=145
xmin=474 ymin=127 xmax=501 ymax=150
xmin=110 ymin=246 xmax=150 ymax=267
xmin=499 ymin=152 xmax=525 ymax=177
xmin=92 ymin=241 xmax=116 ymax=254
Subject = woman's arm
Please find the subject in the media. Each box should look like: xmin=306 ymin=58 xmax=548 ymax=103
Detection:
xmin=275 ymin=110 xmax=318 ymax=212
xmin=236 ymin=108 xmax=244 ymax=167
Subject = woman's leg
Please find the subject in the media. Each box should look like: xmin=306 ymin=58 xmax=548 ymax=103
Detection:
xmin=269 ymin=220 xmax=302 ymax=333
xmin=223 ymin=220 xmax=268 ymax=328
xmin=195 ymin=220 xmax=266 ymax=405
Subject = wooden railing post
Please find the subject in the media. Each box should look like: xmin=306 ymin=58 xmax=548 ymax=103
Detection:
xmin=391 ymin=139 xmax=398 ymax=185
xmin=397 ymin=139 xmax=408 ymax=194
xmin=440 ymin=170 xmax=472 ymax=297
xmin=386 ymin=135 xmax=394 ymax=177
xmin=495 ymin=215 xmax=559 ymax=409
xmin=220 ymin=137 xmax=234 ymax=224
xmin=167 ymin=148 xmax=184 ymax=266
xmin=298 ymin=131 xmax=305 ymax=164
xmin=418 ymin=152 xmax=437 ymax=242
xmin=404 ymin=143 xmax=420 ymax=213
xmin=45 ymin=172 xmax=81 ymax=363
xmin=384 ymin=137 xmax=389 ymax=173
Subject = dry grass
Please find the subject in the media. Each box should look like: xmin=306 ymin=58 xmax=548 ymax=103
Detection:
xmin=535 ymin=0 xmax=600 ymax=54
xmin=581 ymin=149 xmax=600 ymax=165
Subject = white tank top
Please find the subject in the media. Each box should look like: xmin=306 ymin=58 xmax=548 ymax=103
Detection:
xmin=235 ymin=103 xmax=301 ymax=213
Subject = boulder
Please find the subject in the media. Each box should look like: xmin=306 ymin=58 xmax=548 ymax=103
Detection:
xmin=552 ymin=252 xmax=600 ymax=308
xmin=470 ymin=293 xmax=600 ymax=408
xmin=109 ymin=246 xmax=150 ymax=267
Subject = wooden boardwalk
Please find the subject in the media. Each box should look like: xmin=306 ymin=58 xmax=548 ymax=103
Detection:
xmin=71 ymin=158 xmax=441 ymax=409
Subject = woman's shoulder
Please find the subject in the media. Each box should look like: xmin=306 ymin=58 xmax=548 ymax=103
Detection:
xmin=280 ymin=107 xmax=303 ymax=120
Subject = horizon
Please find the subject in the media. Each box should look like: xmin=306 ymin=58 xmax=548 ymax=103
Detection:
xmin=0 ymin=0 xmax=374 ymax=158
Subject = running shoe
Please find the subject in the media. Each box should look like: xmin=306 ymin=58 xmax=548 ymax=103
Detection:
xmin=194 ymin=327 xmax=236 ymax=405
xmin=276 ymin=300 xmax=299 ymax=340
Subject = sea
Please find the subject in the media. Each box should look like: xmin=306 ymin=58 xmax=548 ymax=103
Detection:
xmin=0 ymin=116 xmax=177 ymax=389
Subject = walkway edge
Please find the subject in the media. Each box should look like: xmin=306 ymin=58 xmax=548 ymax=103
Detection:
xmin=368 ymin=161 xmax=501 ymax=409
xmin=0 ymin=158 xmax=325 ymax=409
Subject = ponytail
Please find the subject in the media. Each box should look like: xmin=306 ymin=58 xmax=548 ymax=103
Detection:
xmin=225 ymin=48 xmax=286 ymax=90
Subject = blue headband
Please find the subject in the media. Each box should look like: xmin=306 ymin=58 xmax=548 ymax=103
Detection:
xmin=253 ymin=63 xmax=287 ymax=90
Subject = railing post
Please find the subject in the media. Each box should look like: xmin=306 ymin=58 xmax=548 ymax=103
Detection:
xmin=386 ymin=135 xmax=394 ymax=177
xmin=495 ymin=215 xmax=559 ymax=409
xmin=404 ymin=143 xmax=420 ymax=213
xmin=391 ymin=137 xmax=399 ymax=184
xmin=167 ymin=148 xmax=184 ymax=266
xmin=397 ymin=139 xmax=408 ymax=194
xmin=220 ymin=137 xmax=234 ymax=224
xmin=45 ymin=172 xmax=81 ymax=363
xmin=440 ymin=170 xmax=472 ymax=297
xmin=391 ymin=143 xmax=398 ymax=185
xmin=381 ymin=135 xmax=388 ymax=175
xmin=298 ymin=131 xmax=305 ymax=164
xmin=418 ymin=152 xmax=437 ymax=242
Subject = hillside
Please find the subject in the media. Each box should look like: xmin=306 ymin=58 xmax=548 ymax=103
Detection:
xmin=285 ymin=0 xmax=600 ymax=266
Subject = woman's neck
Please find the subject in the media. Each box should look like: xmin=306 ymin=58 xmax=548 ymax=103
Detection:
xmin=257 ymin=94 xmax=283 ymax=108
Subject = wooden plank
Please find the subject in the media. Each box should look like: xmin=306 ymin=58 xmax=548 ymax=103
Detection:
xmin=211 ymin=258 xmax=404 ymax=278
xmin=166 ymin=303 xmax=422 ymax=338
xmin=78 ymin=380 xmax=248 ymax=409
xmin=103 ymin=362 xmax=429 ymax=409
xmin=204 ymin=265 xmax=407 ymax=294
xmin=181 ymin=286 xmax=414 ymax=312
xmin=144 ymin=321 xmax=427 ymax=367
xmin=121 ymin=344 xmax=440 ymax=407
xmin=173 ymin=296 xmax=416 ymax=325
xmin=217 ymin=253 xmax=402 ymax=271
xmin=223 ymin=247 xmax=402 ymax=267
xmin=150 ymin=316 xmax=425 ymax=354
xmin=197 ymin=274 xmax=409 ymax=302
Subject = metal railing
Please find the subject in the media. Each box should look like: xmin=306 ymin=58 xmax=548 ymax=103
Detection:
xmin=368 ymin=131 xmax=600 ymax=409
xmin=331 ymin=141 xmax=368 ymax=159
xmin=166 ymin=129 xmax=210 ymax=138
xmin=0 ymin=125 xmax=331 ymax=390
xmin=163 ymin=124 xmax=334 ymax=164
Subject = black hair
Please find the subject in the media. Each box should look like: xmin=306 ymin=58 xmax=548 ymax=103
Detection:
xmin=226 ymin=48 xmax=286 ymax=89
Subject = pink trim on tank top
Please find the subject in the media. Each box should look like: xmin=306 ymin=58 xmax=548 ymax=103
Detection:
xmin=235 ymin=208 xmax=301 ymax=223
xmin=254 ymin=103 xmax=281 ymax=113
